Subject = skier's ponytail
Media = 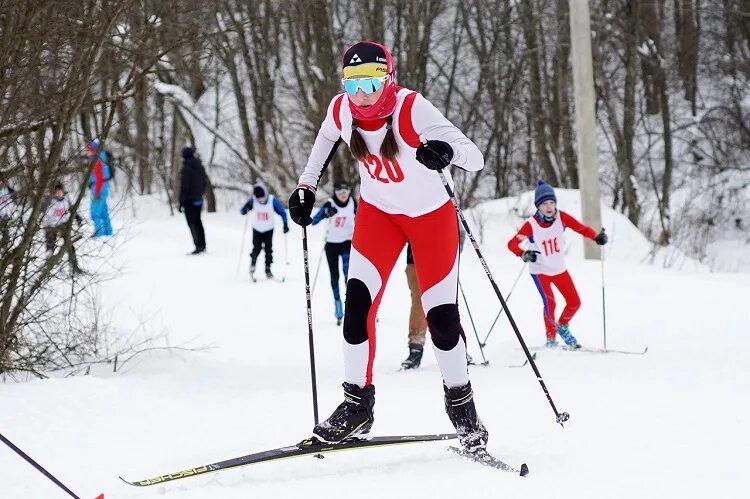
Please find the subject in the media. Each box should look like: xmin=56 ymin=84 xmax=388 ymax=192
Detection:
xmin=349 ymin=116 xmax=399 ymax=163
xmin=380 ymin=116 xmax=398 ymax=162
xmin=349 ymin=120 xmax=369 ymax=162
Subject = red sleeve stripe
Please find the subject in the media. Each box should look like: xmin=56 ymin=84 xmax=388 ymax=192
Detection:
xmin=332 ymin=94 xmax=345 ymax=132
xmin=398 ymin=92 xmax=421 ymax=148
xmin=507 ymin=221 xmax=533 ymax=257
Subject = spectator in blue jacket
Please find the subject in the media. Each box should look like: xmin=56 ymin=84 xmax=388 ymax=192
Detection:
xmin=86 ymin=139 xmax=112 ymax=237
xmin=240 ymin=183 xmax=289 ymax=279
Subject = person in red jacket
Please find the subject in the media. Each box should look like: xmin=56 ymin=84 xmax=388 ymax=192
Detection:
xmin=507 ymin=181 xmax=607 ymax=349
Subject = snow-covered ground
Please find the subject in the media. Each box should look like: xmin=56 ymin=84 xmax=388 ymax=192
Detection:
xmin=1 ymin=191 xmax=748 ymax=498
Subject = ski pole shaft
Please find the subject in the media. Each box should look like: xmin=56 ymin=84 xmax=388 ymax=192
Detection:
xmin=0 ymin=432 xmax=93 ymax=499
xmin=601 ymin=243 xmax=607 ymax=351
xmin=481 ymin=262 xmax=527 ymax=346
xmin=301 ymin=224 xmax=320 ymax=424
xmin=310 ymin=240 xmax=326 ymax=298
xmin=236 ymin=214 xmax=250 ymax=277
xmin=458 ymin=280 xmax=487 ymax=364
xmin=435 ymin=167 xmax=569 ymax=426
xmin=284 ymin=231 xmax=289 ymax=265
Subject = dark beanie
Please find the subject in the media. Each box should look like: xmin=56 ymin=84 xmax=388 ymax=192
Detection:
xmin=342 ymin=41 xmax=391 ymax=78
xmin=181 ymin=147 xmax=194 ymax=159
xmin=333 ymin=179 xmax=350 ymax=191
xmin=253 ymin=185 xmax=266 ymax=198
xmin=534 ymin=180 xmax=556 ymax=207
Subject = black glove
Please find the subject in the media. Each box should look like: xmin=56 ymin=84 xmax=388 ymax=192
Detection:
xmin=595 ymin=229 xmax=608 ymax=246
xmin=521 ymin=250 xmax=540 ymax=263
xmin=288 ymin=187 xmax=315 ymax=226
xmin=324 ymin=205 xmax=338 ymax=218
xmin=416 ymin=140 xmax=453 ymax=171
xmin=283 ymin=223 xmax=290 ymax=234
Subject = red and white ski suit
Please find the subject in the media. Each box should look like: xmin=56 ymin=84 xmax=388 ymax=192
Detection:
xmin=298 ymin=88 xmax=483 ymax=388
xmin=507 ymin=211 xmax=597 ymax=340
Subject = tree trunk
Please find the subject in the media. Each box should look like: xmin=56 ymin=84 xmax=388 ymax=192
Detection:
xmin=520 ymin=0 xmax=558 ymax=184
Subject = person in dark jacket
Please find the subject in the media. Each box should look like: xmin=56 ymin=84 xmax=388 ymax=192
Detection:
xmin=179 ymin=147 xmax=208 ymax=254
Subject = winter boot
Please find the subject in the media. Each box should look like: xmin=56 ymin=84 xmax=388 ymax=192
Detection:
xmin=312 ymin=382 xmax=375 ymax=443
xmin=401 ymin=344 xmax=424 ymax=370
xmin=444 ymin=382 xmax=488 ymax=453
xmin=556 ymin=324 xmax=580 ymax=349
xmin=265 ymin=267 xmax=274 ymax=279
xmin=334 ymin=299 xmax=344 ymax=324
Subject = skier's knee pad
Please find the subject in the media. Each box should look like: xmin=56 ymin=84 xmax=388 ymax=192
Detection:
xmin=426 ymin=303 xmax=464 ymax=351
xmin=343 ymin=279 xmax=371 ymax=345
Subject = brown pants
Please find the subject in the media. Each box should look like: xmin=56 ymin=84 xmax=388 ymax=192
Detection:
xmin=44 ymin=226 xmax=79 ymax=269
xmin=406 ymin=263 xmax=427 ymax=346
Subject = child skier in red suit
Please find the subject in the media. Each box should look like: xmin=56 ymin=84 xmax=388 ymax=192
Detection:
xmin=507 ymin=181 xmax=607 ymax=349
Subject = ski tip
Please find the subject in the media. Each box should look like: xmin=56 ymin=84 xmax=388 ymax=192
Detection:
xmin=520 ymin=463 xmax=529 ymax=477
xmin=94 ymin=494 xmax=105 ymax=499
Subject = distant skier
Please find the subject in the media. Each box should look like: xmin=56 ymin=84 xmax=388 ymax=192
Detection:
xmin=86 ymin=139 xmax=112 ymax=237
xmin=311 ymin=179 xmax=356 ymax=325
xmin=288 ymin=41 xmax=489 ymax=453
xmin=43 ymin=182 xmax=83 ymax=274
xmin=507 ymin=180 xmax=608 ymax=349
xmin=240 ymin=183 xmax=289 ymax=279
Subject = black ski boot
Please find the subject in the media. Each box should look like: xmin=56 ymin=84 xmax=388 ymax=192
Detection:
xmin=312 ymin=382 xmax=375 ymax=443
xmin=401 ymin=344 xmax=424 ymax=370
xmin=444 ymin=382 xmax=488 ymax=453
xmin=265 ymin=267 xmax=274 ymax=279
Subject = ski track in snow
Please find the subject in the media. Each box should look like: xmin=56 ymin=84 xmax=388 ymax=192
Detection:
xmin=1 ymin=192 xmax=748 ymax=498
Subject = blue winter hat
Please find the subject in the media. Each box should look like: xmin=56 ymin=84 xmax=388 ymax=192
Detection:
xmin=253 ymin=184 xmax=266 ymax=198
xmin=181 ymin=147 xmax=194 ymax=159
xmin=534 ymin=180 xmax=556 ymax=207
xmin=85 ymin=139 xmax=100 ymax=156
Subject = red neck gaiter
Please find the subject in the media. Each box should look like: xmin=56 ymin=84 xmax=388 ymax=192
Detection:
xmin=349 ymin=82 xmax=400 ymax=121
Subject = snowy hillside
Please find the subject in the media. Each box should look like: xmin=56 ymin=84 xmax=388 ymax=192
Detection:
xmin=1 ymin=192 xmax=748 ymax=499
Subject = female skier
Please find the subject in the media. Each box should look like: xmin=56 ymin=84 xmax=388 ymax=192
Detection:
xmin=288 ymin=41 xmax=487 ymax=452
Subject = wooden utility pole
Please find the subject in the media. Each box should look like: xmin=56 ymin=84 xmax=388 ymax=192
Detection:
xmin=569 ymin=0 xmax=602 ymax=259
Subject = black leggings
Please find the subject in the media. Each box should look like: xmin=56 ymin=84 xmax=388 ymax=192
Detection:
xmin=184 ymin=204 xmax=206 ymax=250
xmin=250 ymin=229 xmax=274 ymax=268
xmin=325 ymin=240 xmax=351 ymax=300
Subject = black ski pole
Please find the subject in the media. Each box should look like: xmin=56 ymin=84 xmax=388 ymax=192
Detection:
xmin=0 ymin=431 xmax=103 ymax=499
xmin=481 ymin=262 xmax=527 ymax=347
xmin=458 ymin=280 xmax=488 ymax=365
xmin=433 ymin=164 xmax=569 ymax=426
xmin=301 ymin=223 xmax=320 ymax=425
xmin=600 ymin=233 xmax=607 ymax=351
